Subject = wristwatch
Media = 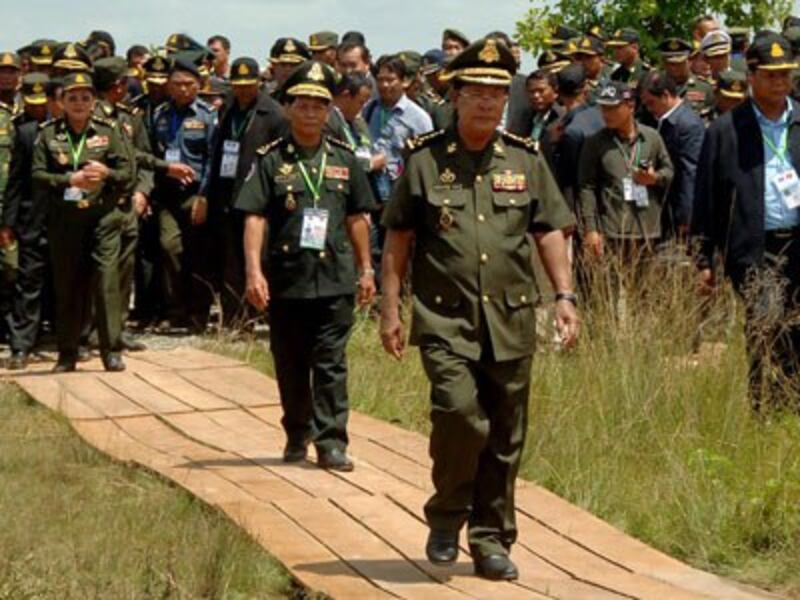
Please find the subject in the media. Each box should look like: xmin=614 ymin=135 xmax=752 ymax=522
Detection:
xmin=555 ymin=292 xmax=578 ymax=306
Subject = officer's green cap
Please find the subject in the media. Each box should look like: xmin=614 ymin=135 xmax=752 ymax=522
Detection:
xmin=537 ymin=50 xmax=570 ymax=73
xmin=270 ymin=38 xmax=311 ymax=65
xmin=52 ymin=42 xmax=93 ymax=72
xmin=143 ymin=55 xmax=170 ymax=83
xmin=0 ymin=52 xmax=21 ymax=70
xmin=658 ymin=38 xmax=692 ymax=63
xmin=281 ymin=60 xmax=337 ymax=101
xmin=308 ymin=31 xmax=339 ymax=51
xmin=93 ymin=56 xmax=128 ymax=90
xmin=85 ymin=30 xmax=115 ymax=55
xmin=544 ymin=25 xmax=580 ymax=48
xmin=586 ymin=24 xmax=607 ymax=42
xmin=573 ymin=36 xmax=604 ymax=57
xmin=606 ymin=28 xmax=640 ymax=47
xmin=199 ymin=77 xmax=229 ymax=98
xmin=21 ymin=72 xmax=49 ymax=105
xmin=165 ymin=33 xmax=207 ymax=55
xmin=62 ymin=71 xmax=95 ymax=93
xmin=716 ymin=69 xmax=747 ymax=99
xmin=398 ymin=50 xmax=423 ymax=76
xmin=26 ymin=39 xmax=59 ymax=66
xmin=442 ymin=29 xmax=470 ymax=48
xmin=746 ymin=33 xmax=798 ymax=71
xmin=442 ymin=37 xmax=516 ymax=87
xmin=784 ymin=16 xmax=800 ymax=31
xmin=230 ymin=57 xmax=261 ymax=85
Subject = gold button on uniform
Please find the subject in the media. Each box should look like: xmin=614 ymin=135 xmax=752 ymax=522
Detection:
xmin=319 ymin=251 xmax=326 ymax=259
xmin=477 ymin=214 xmax=485 ymax=222
xmin=435 ymin=295 xmax=442 ymax=304
xmin=282 ymin=244 xmax=290 ymax=252
xmin=509 ymin=198 xmax=516 ymax=205
xmin=443 ymin=198 xmax=451 ymax=206
xmin=475 ymin=175 xmax=483 ymax=183
xmin=482 ymin=294 xmax=489 ymax=303
xmin=480 ymin=253 xmax=489 ymax=264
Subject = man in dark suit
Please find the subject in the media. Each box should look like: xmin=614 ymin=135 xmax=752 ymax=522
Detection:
xmin=693 ymin=33 xmax=800 ymax=413
xmin=640 ymin=70 xmax=705 ymax=240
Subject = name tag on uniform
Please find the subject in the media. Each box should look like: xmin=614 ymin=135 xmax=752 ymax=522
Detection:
xmin=777 ymin=168 xmax=800 ymax=209
xmin=220 ymin=140 xmax=240 ymax=179
xmin=165 ymin=148 xmax=181 ymax=163
xmin=64 ymin=186 xmax=84 ymax=202
xmin=623 ymin=177 xmax=649 ymax=207
xmin=299 ymin=208 xmax=329 ymax=250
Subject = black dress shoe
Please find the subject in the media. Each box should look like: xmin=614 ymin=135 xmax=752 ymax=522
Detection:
xmin=103 ymin=354 xmax=126 ymax=372
xmin=7 ymin=351 xmax=28 ymax=370
xmin=283 ymin=442 xmax=308 ymax=463
xmin=316 ymin=448 xmax=354 ymax=472
xmin=52 ymin=359 xmax=76 ymax=373
xmin=473 ymin=554 xmax=519 ymax=581
xmin=426 ymin=529 xmax=459 ymax=565
xmin=120 ymin=334 xmax=147 ymax=352
xmin=77 ymin=345 xmax=91 ymax=362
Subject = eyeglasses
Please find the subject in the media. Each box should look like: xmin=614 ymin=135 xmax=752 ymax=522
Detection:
xmin=459 ymin=88 xmax=507 ymax=103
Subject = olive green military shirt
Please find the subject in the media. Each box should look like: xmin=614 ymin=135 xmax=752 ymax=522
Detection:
xmin=678 ymin=76 xmax=714 ymax=118
xmin=382 ymin=127 xmax=575 ymax=362
xmin=235 ymin=135 xmax=376 ymax=300
xmin=577 ymin=124 xmax=674 ymax=239
xmin=95 ymin=99 xmax=155 ymax=197
xmin=32 ymin=116 xmax=133 ymax=209
xmin=611 ymin=58 xmax=651 ymax=88
xmin=0 ymin=103 xmax=16 ymax=218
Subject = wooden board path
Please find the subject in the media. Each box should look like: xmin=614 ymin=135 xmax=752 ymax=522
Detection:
xmin=2 ymin=348 xmax=781 ymax=600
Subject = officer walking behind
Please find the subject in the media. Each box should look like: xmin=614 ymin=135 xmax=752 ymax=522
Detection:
xmin=380 ymin=39 xmax=579 ymax=581
xmin=237 ymin=61 xmax=376 ymax=471
xmin=693 ymin=34 xmax=800 ymax=413
xmin=31 ymin=72 xmax=132 ymax=372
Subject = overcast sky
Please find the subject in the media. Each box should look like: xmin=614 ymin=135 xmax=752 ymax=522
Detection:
xmin=3 ymin=0 xmax=536 ymax=69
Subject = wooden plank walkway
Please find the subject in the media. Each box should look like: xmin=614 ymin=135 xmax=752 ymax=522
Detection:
xmin=1 ymin=348 xmax=781 ymax=600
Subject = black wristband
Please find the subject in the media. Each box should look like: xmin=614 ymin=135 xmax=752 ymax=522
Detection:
xmin=555 ymin=292 xmax=578 ymax=306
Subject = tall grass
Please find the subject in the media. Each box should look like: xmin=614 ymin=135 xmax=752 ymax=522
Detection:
xmin=208 ymin=245 xmax=800 ymax=597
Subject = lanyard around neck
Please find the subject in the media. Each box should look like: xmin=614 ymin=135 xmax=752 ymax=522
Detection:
xmin=66 ymin=129 xmax=88 ymax=171
xmin=296 ymin=149 xmax=328 ymax=208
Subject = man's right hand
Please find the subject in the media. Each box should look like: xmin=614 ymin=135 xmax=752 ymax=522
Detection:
xmin=583 ymin=231 xmax=604 ymax=259
xmin=69 ymin=169 xmax=100 ymax=191
xmin=166 ymin=162 xmax=197 ymax=186
xmin=245 ymin=269 xmax=270 ymax=312
xmin=0 ymin=226 xmax=15 ymax=248
xmin=370 ymin=153 xmax=387 ymax=172
xmin=697 ymin=268 xmax=716 ymax=296
xmin=380 ymin=306 xmax=405 ymax=361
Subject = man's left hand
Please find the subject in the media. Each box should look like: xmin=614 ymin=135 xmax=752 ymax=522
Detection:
xmin=555 ymin=299 xmax=580 ymax=348
xmin=357 ymin=270 xmax=376 ymax=307
xmin=633 ymin=167 xmax=658 ymax=187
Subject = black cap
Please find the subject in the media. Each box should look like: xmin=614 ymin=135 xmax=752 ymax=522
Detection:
xmin=442 ymin=29 xmax=470 ymax=48
xmin=544 ymin=25 xmax=580 ymax=48
xmin=716 ymin=69 xmax=747 ymax=99
xmin=25 ymin=39 xmax=59 ymax=66
xmin=537 ymin=50 xmax=571 ymax=73
xmin=784 ymin=16 xmax=800 ymax=31
xmin=62 ymin=71 xmax=95 ymax=93
xmin=341 ymin=31 xmax=366 ymax=46
xmin=270 ymin=38 xmax=310 ymax=65
xmin=280 ymin=60 xmax=337 ymax=101
xmin=658 ymin=38 xmax=692 ymax=63
xmin=442 ymin=37 xmax=516 ymax=86
xmin=421 ymin=49 xmax=446 ymax=75
xmin=596 ymin=81 xmax=635 ymax=105
xmin=170 ymin=56 xmax=202 ymax=79
xmin=144 ymin=55 xmax=170 ymax=83
xmin=573 ymin=36 xmax=604 ymax=56
xmin=21 ymin=72 xmax=49 ymax=104
xmin=556 ymin=63 xmax=586 ymax=95
xmin=94 ymin=56 xmax=128 ymax=90
xmin=0 ymin=52 xmax=21 ymax=70
xmin=606 ymin=28 xmax=640 ymax=47
xmin=746 ymin=33 xmax=798 ymax=70
xmin=783 ymin=26 xmax=800 ymax=54
xmin=86 ymin=30 xmax=115 ymax=55
xmin=165 ymin=33 xmax=207 ymax=55
xmin=230 ymin=57 xmax=260 ymax=85
xmin=52 ymin=42 xmax=93 ymax=72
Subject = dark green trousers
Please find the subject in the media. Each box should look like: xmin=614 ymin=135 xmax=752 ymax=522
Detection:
xmin=118 ymin=203 xmax=138 ymax=325
xmin=420 ymin=345 xmax=532 ymax=558
xmin=48 ymin=204 xmax=122 ymax=360
xmin=269 ymin=295 xmax=354 ymax=453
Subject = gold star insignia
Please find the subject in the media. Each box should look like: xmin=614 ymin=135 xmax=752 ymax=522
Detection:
xmin=41 ymin=45 xmax=51 ymax=55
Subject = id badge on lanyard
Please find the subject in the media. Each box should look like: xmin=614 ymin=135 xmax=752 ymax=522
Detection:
xmin=220 ymin=140 xmax=241 ymax=178
xmin=300 ymin=208 xmax=329 ymax=250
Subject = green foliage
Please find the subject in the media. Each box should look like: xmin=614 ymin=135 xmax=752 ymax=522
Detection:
xmin=515 ymin=0 xmax=794 ymax=56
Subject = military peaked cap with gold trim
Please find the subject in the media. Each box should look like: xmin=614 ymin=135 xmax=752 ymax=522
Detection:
xmin=442 ymin=37 xmax=516 ymax=87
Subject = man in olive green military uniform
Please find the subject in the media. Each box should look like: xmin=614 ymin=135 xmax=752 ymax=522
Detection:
xmin=308 ymin=31 xmax=339 ymax=67
xmin=658 ymin=38 xmax=714 ymax=119
xmin=268 ymin=38 xmax=311 ymax=96
xmin=607 ymin=28 xmax=651 ymax=88
xmin=0 ymin=71 xmax=17 ymax=333
xmin=381 ymin=38 xmax=579 ymax=581
xmin=0 ymin=52 xmax=22 ymax=115
xmin=708 ymin=68 xmax=747 ymax=121
xmin=237 ymin=61 xmax=376 ymax=472
xmin=573 ymin=36 xmax=608 ymax=102
xmin=32 ymin=72 xmax=132 ymax=372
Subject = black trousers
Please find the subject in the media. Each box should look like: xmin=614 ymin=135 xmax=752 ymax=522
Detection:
xmin=269 ymin=295 xmax=355 ymax=453
xmin=7 ymin=237 xmax=49 ymax=353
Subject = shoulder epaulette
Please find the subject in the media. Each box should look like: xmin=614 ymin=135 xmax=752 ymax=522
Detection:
xmin=0 ymin=101 xmax=11 ymax=114
xmin=256 ymin=137 xmax=283 ymax=156
xmin=116 ymin=101 xmax=135 ymax=115
xmin=501 ymin=130 xmax=539 ymax=154
xmin=38 ymin=118 xmax=57 ymax=130
xmin=326 ymin=135 xmax=355 ymax=153
xmin=405 ymin=129 xmax=446 ymax=153
xmin=90 ymin=115 xmax=115 ymax=127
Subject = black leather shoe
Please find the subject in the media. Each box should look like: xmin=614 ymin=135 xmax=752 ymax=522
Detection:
xmin=283 ymin=442 xmax=308 ymax=463
xmin=7 ymin=351 xmax=28 ymax=370
xmin=77 ymin=345 xmax=91 ymax=362
xmin=103 ymin=354 xmax=126 ymax=372
xmin=317 ymin=448 xmax=354 ymax=472
xmin=473 ymin=554 xmax=519 ymax=581
xmin=120 ymin=334 xmax=147 ymax=352
xmin=53 ymin=358 xmax=76 ymax=373
xmin=426 ymin=529 xmax=459 ymax=565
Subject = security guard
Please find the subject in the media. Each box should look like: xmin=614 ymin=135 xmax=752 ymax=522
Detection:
xmin=31 ymin=72 xmax=132 ymax=372
xmin=151 ymin=57 xmax=217 ymax=331
xmin=236 ymin=61 xmax=376 ymax=472
xmin=380 ymin=38 xmax=578 ymax=580
xmin=658 ymin=38 xmax=714 ymax=118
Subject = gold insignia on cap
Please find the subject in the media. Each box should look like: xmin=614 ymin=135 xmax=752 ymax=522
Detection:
xmin=478 ymin=39 xmax=500 ymax=64
xmin=153 ymin=57 xmax=165 ymax=70
xmin=169 ymin=34 xmax=178 ymax=45
xmin=308 ymin=62 xmax=325 ymax=81
xmin=238 ymin=63 xmax=250 ymax=75
xmin=447 ymin=142 xmax=457 ymax=154
xmin=32 ymin=83 xmax=43 ymax=93
xmin=64 ymin=44 xmax=78 ymax=58
xmin=614 ymin=29 xmax=622 ymax=37
xmin=285 ymin=39 xmax=297 ymax=53
xmin=771 ymin=42 xmax=785 ymax=58
xmin=581 ymin=38 xmax=591 ymax=48
xmin=731 ymin=81 xmax=743 ymax=91
xmin=76 ymin=73 xmax=86 ymax=83
xmin=440 ymin=168 xmax=456 ymax=184
xmin=310 ymin=35 xmax=318 ymax=46
xmin=669 ymin=40 xmax=680 ymax=50
xmin=590 ymin=26 xmax=600 ymax=35
xmin=1 ymin=54 xmax=11 ymax=65
xmin=41 ymin=45 xmax=51 ymax=55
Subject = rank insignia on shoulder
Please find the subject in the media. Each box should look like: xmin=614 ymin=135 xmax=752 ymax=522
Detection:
xmin=439 ymin=168 xmax=456 ymax=184
xmin=257 ymin=138 xmax=283 ymax=156
xmin=405 ymin=129 xmax=445 ymax=152
xmin=492 ymin=170 xmax=527 ymax=192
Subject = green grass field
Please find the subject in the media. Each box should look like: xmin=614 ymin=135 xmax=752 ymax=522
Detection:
xmin=207 ymin=260 xmax=800 ymax=599
xmin=0 ymin=387 xmax=304 ymax=600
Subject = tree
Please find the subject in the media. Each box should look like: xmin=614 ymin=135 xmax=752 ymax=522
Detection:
xmin=515 ymin=0 xmax=793 ymax=56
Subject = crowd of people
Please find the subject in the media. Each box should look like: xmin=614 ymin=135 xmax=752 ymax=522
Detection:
xmin=1 ymin=14 xmax=800 ymax=581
